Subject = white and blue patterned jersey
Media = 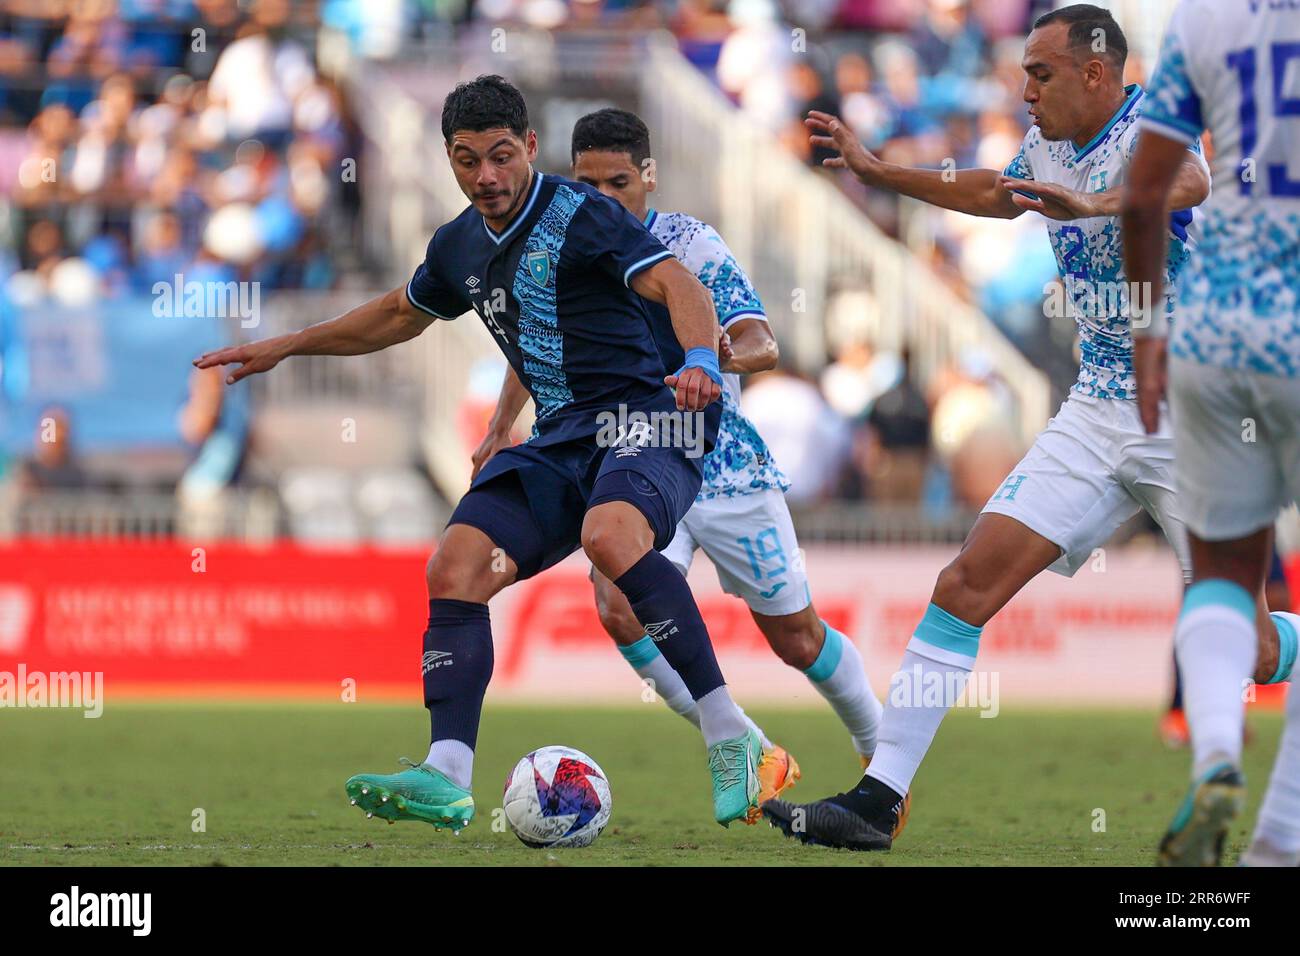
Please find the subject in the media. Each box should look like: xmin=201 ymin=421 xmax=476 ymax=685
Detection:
xmin=643 ymin=209 xmax=791 ymax=499
xmin=1141 ymin=0 xmax=1300 ymax=377
xmin=1004 ymin=84 xmax=1205 ymax=399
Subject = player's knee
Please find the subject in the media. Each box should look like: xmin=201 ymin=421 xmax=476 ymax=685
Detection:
xmin=425 ymin=551 xmax=484 ymax=602
xmin=581 ymin=517 xmax=640 ymax=580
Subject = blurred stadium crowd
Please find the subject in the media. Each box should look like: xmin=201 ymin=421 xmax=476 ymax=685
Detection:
xmin=0 ymin=0 xmax=1169 ymax=540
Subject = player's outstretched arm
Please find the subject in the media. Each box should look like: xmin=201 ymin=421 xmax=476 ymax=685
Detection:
xmin=193 ymin=285 xmax=434 ymax=384
xmin=631 ymin=258 xmax=723 ymax=412
xmin=806 ymin=110 xmax=1022 ymax=219
xmin=721 ymin=318 xmax=779 ymax=374
xmin=1122 ymin=130 xmax=1189 ymax=435
xmin=471 ymin=365 xmax=530 ymax=480
xmin=1002 ymin=154 xmax=1208 ymax=221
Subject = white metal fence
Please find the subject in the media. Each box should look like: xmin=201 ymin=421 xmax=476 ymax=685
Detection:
xmin=636 ymin=36 xmax=1050 ymax=445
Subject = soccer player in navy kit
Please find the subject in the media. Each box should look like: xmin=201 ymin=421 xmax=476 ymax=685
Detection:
xmin=194 ymin=75 xmax=765 ymax=828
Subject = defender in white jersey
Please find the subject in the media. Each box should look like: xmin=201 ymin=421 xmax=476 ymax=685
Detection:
xmin=473 ymin=109 xmax=894 ymax=826
xmin=1125 ymin=0 xmax=1300 ymax=867
xmin=765 ymin=3 xmax=1283 ymax=852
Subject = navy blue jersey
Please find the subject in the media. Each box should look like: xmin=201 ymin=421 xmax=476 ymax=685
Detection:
xmin=406 ymin=172 xmax=679 ymax=446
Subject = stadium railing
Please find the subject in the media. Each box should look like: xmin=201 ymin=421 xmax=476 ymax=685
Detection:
xmin=635 ymin=36 xmax=1051 ymax=449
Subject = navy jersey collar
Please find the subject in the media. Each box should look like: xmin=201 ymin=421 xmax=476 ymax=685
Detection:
xmin=643 ymin=208 xmax=658 ymax=230
xmin=482 ymin=170 xmax=545 ymax=245
xmin=1072 ymin=84 xmax=1142 ymax=162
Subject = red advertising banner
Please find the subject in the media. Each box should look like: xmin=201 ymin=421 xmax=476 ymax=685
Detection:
xmin=0 ymin=539 xmax=1292 ymax=707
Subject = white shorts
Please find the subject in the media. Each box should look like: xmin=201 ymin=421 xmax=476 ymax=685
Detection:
xmin=1170 ymin=357 xmax=1300 ymax=541
xmin=663 ymin=488 xmax=812 ymax=616
xmin=981 ymin=393 xmax=1192 ymax=578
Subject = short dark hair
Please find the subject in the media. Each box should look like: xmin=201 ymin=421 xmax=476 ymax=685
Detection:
xmin=1033 ymin=3 xmax=1127 ymax=71
xmin=440 ymin=74 xmax=529 ymax=143
xmin=570 ymin=108 xmax=651 ymax=168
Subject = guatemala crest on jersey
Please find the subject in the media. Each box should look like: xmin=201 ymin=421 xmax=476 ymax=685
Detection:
xmin=526 ymin=250 xmax=551 ymax=287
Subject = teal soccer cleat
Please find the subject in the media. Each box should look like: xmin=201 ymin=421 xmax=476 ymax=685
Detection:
xmin=708 ymin=728 xmax=762 ymax=826
xmin=1158 ymin=762 xmax=1245 ymax=867
xmin=345 ymin=758 xmax=475 ymax=833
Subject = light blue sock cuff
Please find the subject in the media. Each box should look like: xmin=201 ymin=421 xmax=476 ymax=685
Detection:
xmin=618 ymin=635 xmax=662 ymax=669
xmin=1267 ymin=613 xmax=1297 ymax=685
xmin=913 ymin=603 xmax=982 ymax=658
xmin=804 ymin=622 xmax=845 ymax=683
xmin=1182 ymin=579 xmax=1255 ymax=622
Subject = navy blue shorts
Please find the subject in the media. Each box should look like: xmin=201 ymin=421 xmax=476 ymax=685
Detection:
xmin=448 ymin=412 xmax=716 ymax=581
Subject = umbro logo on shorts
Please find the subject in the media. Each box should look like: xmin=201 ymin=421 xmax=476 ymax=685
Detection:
xmin=645 ymin=620 xmax=678 ymax=641
xmin=421 ymin=650 xmax=454 ymax=674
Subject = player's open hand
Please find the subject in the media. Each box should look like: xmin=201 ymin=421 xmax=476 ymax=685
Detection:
xmin=1133 ymin=337 xmax=1168 ymax=435
xmin=1000 ymin=176 xmax=1101 ymax=220
xmin=193 ymin=336 xmax=291 ymax=384
xmin=664 ymin=365 xmax=722 ymax=412
xmin=805 ymin=111 xmax=878 ymax=182
xmin=471 ymin=427 xmax=512 ymax=481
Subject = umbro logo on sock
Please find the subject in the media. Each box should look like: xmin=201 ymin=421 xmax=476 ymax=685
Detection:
xmin=421 ymin=650 xmax=453 ymax=675
xmin=645 ymin=620 xmax=678 ymax=641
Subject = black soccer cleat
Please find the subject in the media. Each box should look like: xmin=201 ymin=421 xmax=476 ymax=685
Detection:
xmin=761 ymin=797 xmax=894 ymax=851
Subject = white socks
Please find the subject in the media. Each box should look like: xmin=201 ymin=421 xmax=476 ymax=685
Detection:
xmin=1249 ymin=671 xmax=1300 ymax=861
xmin=617 ymin=634 xmax=774 ymax=747
xmin=426 ymin=738 xmax=474 ymax=789
xmin=1176 ymin=580 xmax=1257 ymax=778
xmin=804 ymin=624 xmax=884 ymax=759
xmin=865 ymin=603 xmax=982 ymax=796
xmin=695 ymin=685 xmax=750 ymax=746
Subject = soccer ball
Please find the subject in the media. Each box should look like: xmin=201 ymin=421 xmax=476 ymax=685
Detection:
xmin=501 ymin=745 xmax=612 ymax=848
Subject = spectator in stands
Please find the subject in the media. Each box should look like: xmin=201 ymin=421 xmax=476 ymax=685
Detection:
xmin=177 ymin=366 xmax=249 ymax=498
xmin=741 ymin=369 xmax=852 ymax=505
xmin=16 ymin=405 xmax=88 ymax=493
xmin=819 ymin=337 xmax=896 ymax=421
xmin=861 ymin=347 xmax=931 ymax=504
xmin=834 ymin=50 xmax=890 ymax=149
xmin=785 ymin=57 xmax=840 ymax=167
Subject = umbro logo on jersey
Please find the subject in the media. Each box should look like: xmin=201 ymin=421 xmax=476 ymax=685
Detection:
xmin=421 ymin=650 xmax=453 ymax=674
xmin=465 ymin=276 xmax=481 ymax=294
xmin=645 ymin=620 xmax=678 ymax=641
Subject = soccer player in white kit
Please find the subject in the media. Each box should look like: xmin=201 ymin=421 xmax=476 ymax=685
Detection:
xmin=764 ymin=3 xmax=1294 ymax=851
xmin=474 ymin=109 xmax=890 ymax=824
xmin=1125 ymin=0 xmax=1300 ymax=867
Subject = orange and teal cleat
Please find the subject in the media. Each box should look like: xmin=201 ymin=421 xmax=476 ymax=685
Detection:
xmin=745 ymin=745 xmax=801 ymax=824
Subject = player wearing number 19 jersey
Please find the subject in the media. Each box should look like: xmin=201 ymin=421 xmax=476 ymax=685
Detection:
xmin=1125 ymin=0 xmax=1300 ymax=867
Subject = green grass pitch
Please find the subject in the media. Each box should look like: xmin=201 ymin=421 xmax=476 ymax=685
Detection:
xmin=0 ymin=703 xmax=1283 ymax=866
